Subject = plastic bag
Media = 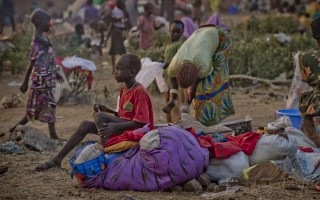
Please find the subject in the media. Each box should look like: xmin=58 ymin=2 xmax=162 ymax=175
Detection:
xmin=286 ymin=52 xmax=312 ymax=109
xmin=62 ymin=56 xmax=97 ymax=71
xmin=206 ymin=151 xmax=249 ymax=181
xmin=290 ymin=149 xmax=320 ymax=181
xmin=285 ymin=127 xmax=316 ymax=148
xmin=136 ymin=57 xmax=168 ymax=92
xmin=54 ymin=66 xmax=71 ymax=102
xmin=249 ymin=134 xmax=298 ymax=166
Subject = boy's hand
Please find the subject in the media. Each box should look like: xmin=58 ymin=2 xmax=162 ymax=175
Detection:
xmin=93 ymin=104 xmax=108 ymax=112
xmin=19 ymin=83 xmax=28 ymax=94
xmin=98 ymin=122 xmax=119 ymax=136
xmin=56 ymin=73 xmax=64 ymax=83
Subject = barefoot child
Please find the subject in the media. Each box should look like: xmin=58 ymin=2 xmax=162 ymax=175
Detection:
xmin=36 ymin=54 xmax=153 ymax=171
xmin=162 ymin=20 xmax=185 ymax=123
xmin=9 ymin=9 xmax=64 ymax=139
xmin=108 ymin=0 xmax=130 ymax=74
xmin=137 ymin=2 xmax=164 ymax=50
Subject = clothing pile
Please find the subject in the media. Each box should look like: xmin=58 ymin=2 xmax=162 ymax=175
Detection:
xmin=70 ymin=115 xmax=320 ymax=191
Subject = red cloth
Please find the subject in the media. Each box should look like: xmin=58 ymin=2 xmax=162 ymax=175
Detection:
xmin=298 ymin=147 xmax=314 ymax=153
xmin=200 ymin=136 xmax=242 ymax=159
xmin=105 ymin=129 xmax=144 ymax=147
xmin=190 ymin=131 xmax=261 ymax=159
xmin=225 ymin=132 xmax=261 ymax=156
xmin=118 ymin=83 xmax=153 ymax=125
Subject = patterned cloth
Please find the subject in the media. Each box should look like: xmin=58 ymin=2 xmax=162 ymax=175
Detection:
xmin=81 ymin=126 xmax=209 ymax=191
xmin=299 ymin=48 xmax=320 ymax=118
xmin=299 ymin=48 xmax=320 ymax=146
xmin=300 ymin=48 xmax=320 ymax=87
xmin=26 ymin=36 xmax=57 ymax=123
xmin=26 ymin=89 xmax=56 ymax=123
xmin=197 ymin=132 xmax=261 ymax=159
xmin=193 ymin=26 xmax=234 ymax=126
xmin=30 ymin=36 xmax=56 ymax=89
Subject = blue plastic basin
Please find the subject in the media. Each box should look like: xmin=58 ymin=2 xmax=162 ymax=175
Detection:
xmin=276 ymin=109 xmax=302 ymax=130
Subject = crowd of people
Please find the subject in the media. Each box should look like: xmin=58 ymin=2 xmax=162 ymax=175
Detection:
xmin=1 ymin=0 xmax=320 ymax=192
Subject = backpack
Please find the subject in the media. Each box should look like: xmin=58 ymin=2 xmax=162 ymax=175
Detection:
xmin=69 ymin=141 xmax=106 ymax=182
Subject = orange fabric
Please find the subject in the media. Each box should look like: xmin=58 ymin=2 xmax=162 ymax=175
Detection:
xmin=104 ymin=141 xmax=139 ymax=154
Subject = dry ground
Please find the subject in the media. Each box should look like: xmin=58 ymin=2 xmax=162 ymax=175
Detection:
xmin=0 ymin=63 xmax=319 ymax=200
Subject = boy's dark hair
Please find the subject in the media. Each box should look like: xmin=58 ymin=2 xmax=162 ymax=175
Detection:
xmin=121 ymin=54 xmax=141 ymax=74
xmin=30 ymin=9 xmax=50 ymax=26
xmin=144 ymin=2 xmax=153 ymax=12
xmin=75 ymin=23 xmax=84 ymax=33
xmin=170 ymin=20 xmax=184 ymax=30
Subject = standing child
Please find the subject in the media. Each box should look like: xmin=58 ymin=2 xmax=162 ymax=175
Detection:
xmin=9 ymin=9 xmax=64 ymax=139
xmin=137 ymin=3 xmax=163 ymax=50
xmin=108 ymin=0 xmax=130 ymax=74
xmin=299 ymin=17 xmax=320 ymax=147
xmin=35 ymin=54 xmax=153 ymax=171
xmin=162 ymin=20 xmax=185 ymax=123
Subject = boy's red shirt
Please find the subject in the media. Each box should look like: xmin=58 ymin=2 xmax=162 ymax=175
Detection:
xmin=118 ymin=83 xmax=153 ymax=125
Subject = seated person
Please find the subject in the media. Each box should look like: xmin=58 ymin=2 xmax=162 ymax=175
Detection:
xmin=299 ymin=17 xmax=320 ymax=147
xmin=35 ymin=54 xmax=153 ymax=171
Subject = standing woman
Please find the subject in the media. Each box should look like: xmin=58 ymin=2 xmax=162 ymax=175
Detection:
xmin=164 ymin=25 xmax=234 ymax=126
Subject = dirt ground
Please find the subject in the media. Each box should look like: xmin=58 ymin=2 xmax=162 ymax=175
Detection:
xmin=0 ymin=63 xmax=319 ymax=200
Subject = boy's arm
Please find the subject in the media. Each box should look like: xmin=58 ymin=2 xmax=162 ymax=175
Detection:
xmin=20 ymin=60 xmax=35 ymax=94
xmin=101 ymin=121 xmax=145 ymax=136
xmin=94 ymin=104 xmax=118 ymax=116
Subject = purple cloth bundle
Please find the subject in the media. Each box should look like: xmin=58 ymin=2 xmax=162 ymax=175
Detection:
xmin=81 ymin=126 xmax=209 ymax=191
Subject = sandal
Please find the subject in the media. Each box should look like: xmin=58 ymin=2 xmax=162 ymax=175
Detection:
xmin=35 ymin=161 xmax=61 ymax=171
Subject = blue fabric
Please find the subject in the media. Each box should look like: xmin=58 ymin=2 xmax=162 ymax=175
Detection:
xmin=105 ymin=152 xmax=125 ymax=165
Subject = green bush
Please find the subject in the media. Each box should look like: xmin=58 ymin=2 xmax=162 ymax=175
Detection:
xmin=128 ymin=30 xmax=170 ymax=61
xmin=229 ymin=15 xmax=316 ymax=80
xmin=0 ymin=22 xmax=33 ymax=75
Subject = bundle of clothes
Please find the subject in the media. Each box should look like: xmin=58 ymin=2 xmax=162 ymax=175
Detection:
xmin=67 ymin=114 xmax=320 ymax=191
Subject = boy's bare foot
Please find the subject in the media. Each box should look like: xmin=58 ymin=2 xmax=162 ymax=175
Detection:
xmin=35 ymin=160 xmax=61 ymax=171
xmin=0 ymin=165 xmax=8 ymax=175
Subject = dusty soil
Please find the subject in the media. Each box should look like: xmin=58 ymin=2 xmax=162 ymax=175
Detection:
xmin=0 ymin=64 xmax=319 ymax=200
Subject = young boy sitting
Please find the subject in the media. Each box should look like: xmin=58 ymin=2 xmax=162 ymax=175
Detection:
xmin=36 ymin=54 xmax=153 ymax=171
